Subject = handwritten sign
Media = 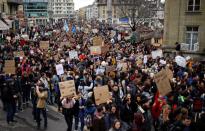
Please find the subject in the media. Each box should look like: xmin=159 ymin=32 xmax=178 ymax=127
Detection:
xmin=5 ymin=60 xmax=15 ymax=67
xmin=59 ymin=80 xmax=76 ymax=97
xmin=4 ymin=60 xmax=15 ymax=74
xmin=175 ymin=56 xmax=186 ymax=68
xmin=93 ymin=36 xmax=103 ymax=46
xmin=40 ymin=41 xmax=49 ymax=50
xmin=90 ymin=46 xmax=101 ymax=55
xmin=69 ymin=50 xmax=78 ymax=59
xmin=151 ymin=49 xmax=163 ymax=59
xmin=154 ymin=69 xmax=172 ymax=96
xmin=94 ymin=85 xmax=110 ymax=105
xmin=55 ymin=64 xmax=64 ymax=75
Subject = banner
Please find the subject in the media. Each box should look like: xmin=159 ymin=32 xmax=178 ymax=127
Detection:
xmin=40 ymin=41 xmax=49 ymax=50
xmin=154 ymin=69 xmax=172 ymax=96
xmin=94 ymin=85 xmax=110 ymax=105
xmin=175 ymin=56 xmax=186 ymax=68
xmin=59 ymin=80 xmax=76 ymax=97
xmin=55 ymin=64 xmax=64 ymax=75
xmin=93 ymin=36 xmax=103 ymax=46
xmin=151 ymin=49 xmax=163 ymax=59
xmin=90 ymin=46 xmax=101 ymax=55
xmin=69 ymin=50 xmax=78 ymax=59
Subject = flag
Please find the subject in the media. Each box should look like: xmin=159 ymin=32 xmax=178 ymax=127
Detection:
xmin=72 ymin=25 xmax=76 ymax=33
xmin=64 ymin=20 xmax=69 ymax=32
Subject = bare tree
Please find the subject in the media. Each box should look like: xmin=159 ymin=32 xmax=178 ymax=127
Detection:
xmin=118 ymin=0 xmax=158 ymax=31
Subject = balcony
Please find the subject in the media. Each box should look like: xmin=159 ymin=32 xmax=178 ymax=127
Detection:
xmin=7 ymin=0 xmax=23 ymax=5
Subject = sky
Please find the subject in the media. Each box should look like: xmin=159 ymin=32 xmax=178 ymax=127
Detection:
xmin=74 ymin=0 xmax=166 ymax=10
xmin=74 ymin=0 xmax=95 ymax=10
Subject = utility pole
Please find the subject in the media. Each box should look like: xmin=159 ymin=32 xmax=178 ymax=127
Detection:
xmin=107 ymin=0 xmax=112 ymax=25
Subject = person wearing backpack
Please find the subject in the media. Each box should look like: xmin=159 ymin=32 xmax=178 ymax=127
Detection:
xmin=84 ymin=99 xmax=96 ymax=131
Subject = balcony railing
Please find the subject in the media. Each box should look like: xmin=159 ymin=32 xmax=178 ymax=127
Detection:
xmin=7 ymin=0 xmax=23 ymax=4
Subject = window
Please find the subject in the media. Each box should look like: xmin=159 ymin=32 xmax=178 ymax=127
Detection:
xmin=188 ymin=0 xmax=200 ymax=11
xmin=186 ymin=26 xmax=199 ymax=51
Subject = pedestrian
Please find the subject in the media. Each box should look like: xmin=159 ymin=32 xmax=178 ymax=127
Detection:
xmin=61 ymin=96 xmax=75 ymax=131
xmin=35 ymin=81 xmax=48 ymax=129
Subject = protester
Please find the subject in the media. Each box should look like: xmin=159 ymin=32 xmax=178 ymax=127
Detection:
xmin=0 ymin=20 xmax=205 ymax=131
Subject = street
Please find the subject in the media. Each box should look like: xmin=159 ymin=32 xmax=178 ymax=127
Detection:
xmin=0 ymin=101 xmax=68 ymax=131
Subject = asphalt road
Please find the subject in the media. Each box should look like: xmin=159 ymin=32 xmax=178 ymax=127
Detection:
xmin=0 ymin=101 xmax=71 ymax=131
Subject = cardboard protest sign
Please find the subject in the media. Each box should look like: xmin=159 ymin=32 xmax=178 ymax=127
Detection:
xmin=151 ymin=49 xmax=163 ymax=59
xmin=93 ymin=36 xmax=103 ymax=46
xmin=175 ymin=56 xmax=186 ymax=68
xmin=154 ymin=69 xmax=172 ymax=96
xmin=70 ymin=38 xmax=75 ymax=43
xmin=60 ymin=42 xmax=68 ymax=47
xmin=84 ymin=28 xmax=89 ymax=33
xmin=3 ymin=67 xmax=16 ymax=74
xmin=111 ymin=30 xmax=116 ymax=37
xmin=90 ymin=46 xmax=101 ymax=55
xmin=69 ymin=50 xmax=78 ymax=59
xmin=106 ymin=66 xmax=116 ymax=73
xmin=55 ymin=64 xmax=64 ymax=75
xmin=165 ymin=67 xmax=173 ymax=80
xmin=94 ymin=85 xmax=110 ymax=105
xmin=40 ymin=41 xmax=49 ymax=50
xmin=14 ymin=51 xmax=25 ymax=57
xmin=59 ymin=80 xmax=76 ymax=97
xmin=5 ymin=60 xmax=15 ymax=67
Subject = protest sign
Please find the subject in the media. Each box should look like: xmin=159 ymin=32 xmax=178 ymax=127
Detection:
xmin=94 ymin=85 xmax=110 ymax=105
xmin=90 ymin=46 xmax=101 ymax=55
xmin=60 ymin=42 xmax=68 ymax=47
xmin=154 ymin=69 xmax=172 ymax=96
xmin=3 ymin=67 xmax=16 ymax=74
xmin=5 ymin=60 xmax=15 ymax=67
xmin=106 ymin=66 xmax=116 ymax=73
xmin=70 ymin=38 xmax=75 ymax=43
xmin=151 ymin=49 xmax=163 ymax=59
xmin=55 ymin=64 xmax=64 ymax=75
xmin=92 ymin=29 xmax=98 ymax=33
xmin=59 ymin=80 xmax=76 ymax=97
xmin=118 ymin=34 xmax=121 ymax=41
xmin=111 ymin=30 xmax=116 ymax=37
xmin=4 ymin=60 xmax=15 ymax=74
xmin=14 ymin=51 xmax=25 ymax=57
xmin=69 ymin=50 xmax=78 ymax=59
xmin=175 ymin=56 xmax=187 ymax=68
xmin=143 ymin=55 xmax=148 ymax=64
xmin=93 ymin=36 xmax=103 ymax=46
xmin=165 ymin=67 xmax=173 ymax=80
xmin=40 ymin=41 xmax=49 ymax=50
xmin=119 ymin=62 xmax=128 ymax=72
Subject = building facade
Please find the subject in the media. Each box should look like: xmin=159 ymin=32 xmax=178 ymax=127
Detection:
xmin=23 ymin=0 xmax=49 ymax=26
xmin=164 ymin=0 xmax=205 ymax=52
xmin=48 ymin=0 xmax=74 ymax=22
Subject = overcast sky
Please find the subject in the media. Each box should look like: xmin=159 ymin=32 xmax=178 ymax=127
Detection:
xmin=74 ymin=0 xmax=165 ymax=10
xmin=74 ymin=0 xmax=95 ymax=10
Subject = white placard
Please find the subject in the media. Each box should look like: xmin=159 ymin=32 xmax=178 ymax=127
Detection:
xmin=180 ymin=43 xmax=189 ymax=51
xmin=92 ymin=29 xmax=98 ymax=33
xmin=151 ymin=49 xmax=163 ymax=59
xmin=69 ymin=50 xmax=78 ymax=59
xmin=143 ymin=55 xmax=147 ymax=64
xmin=118 ymin=34 xmax=121 ymax=41
xmin=55 ymin=64 xmax=64 ymax=75
xmin=175 ymin=56 xmax=187 ymax=68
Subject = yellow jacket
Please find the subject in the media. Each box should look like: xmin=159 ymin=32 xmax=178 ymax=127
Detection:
xmin=37 ymin=91 xmax=48 ymax=108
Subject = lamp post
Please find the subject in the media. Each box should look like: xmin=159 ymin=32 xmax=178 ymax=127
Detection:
xmin=107 ymin=0 xmax=112 ymax=25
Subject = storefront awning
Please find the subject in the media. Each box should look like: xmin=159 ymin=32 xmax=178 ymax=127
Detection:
xmin=0 ymin=20 xmax=9 ymax=31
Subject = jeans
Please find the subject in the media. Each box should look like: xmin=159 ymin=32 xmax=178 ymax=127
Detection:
xmin=6 ymin=103 xmax=16 ymax=123
xmin=36 ymin=108 xmax=47 ymax=127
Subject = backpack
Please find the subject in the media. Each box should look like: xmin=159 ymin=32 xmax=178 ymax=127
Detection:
xmin=84 ymin=114 xmax=93 ymax=128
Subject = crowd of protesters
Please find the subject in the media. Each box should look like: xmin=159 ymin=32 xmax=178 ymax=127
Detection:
xmin=0 ymin=20 xmax=205 ymax=131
